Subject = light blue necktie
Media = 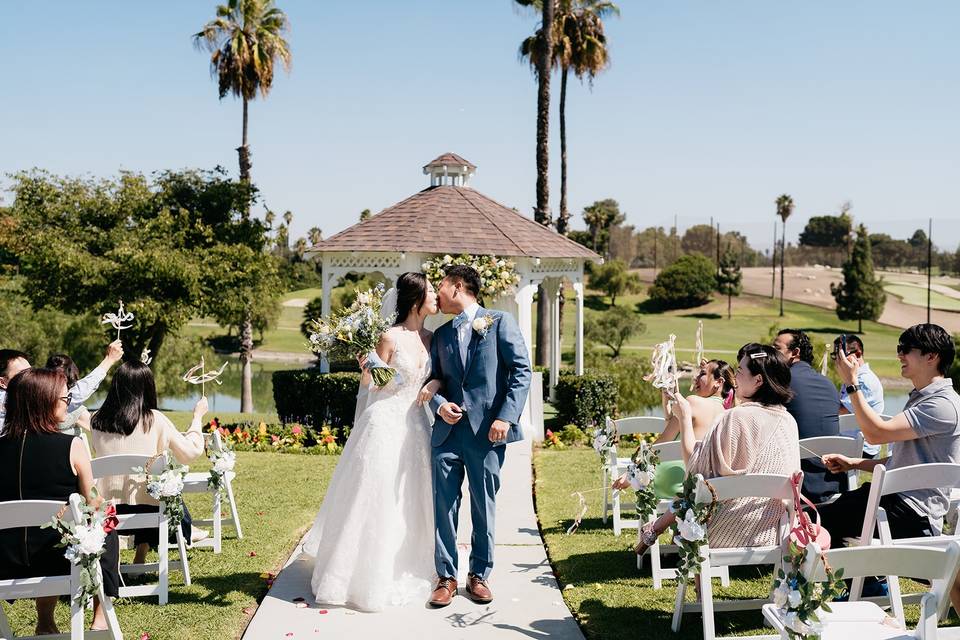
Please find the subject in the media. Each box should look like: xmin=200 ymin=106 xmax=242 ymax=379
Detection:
xmin=452 ymin=312 xmax=469 ymax=329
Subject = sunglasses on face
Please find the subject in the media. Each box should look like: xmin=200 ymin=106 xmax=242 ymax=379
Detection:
xmin=59 ymin=393 xmax=73 ymax=406
xmin=896 ymin=344 xmax=917 ymax=356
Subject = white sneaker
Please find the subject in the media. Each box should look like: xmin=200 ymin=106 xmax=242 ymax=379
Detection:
xmin=191 ymin=528 xmax=210 ymax=544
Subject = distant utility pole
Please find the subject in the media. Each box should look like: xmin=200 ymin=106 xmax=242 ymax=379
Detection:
xmin=927 ymin=218 xmax=932 ymax=324
xmin=653 ymin=229 xmax=658 ymax=276
xmin=674 ymin=213 xmax=679 ymax=261
xmin=716 ymin=222 xmax=721 ymax=274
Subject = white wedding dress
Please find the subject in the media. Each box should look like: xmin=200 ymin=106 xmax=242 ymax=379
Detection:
xmin=302 ymin=340 xmax=436 ymax=612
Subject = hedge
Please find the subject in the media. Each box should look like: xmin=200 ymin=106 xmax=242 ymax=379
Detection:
xmin=272 ymin=370 xmax=362 ymax=427
xmin=554 ymin=371 xmax=618 ymax=428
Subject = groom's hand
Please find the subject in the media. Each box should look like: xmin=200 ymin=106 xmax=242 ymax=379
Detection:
xmin=488 ymin=419 xmax=510 ymax=443
xmin=439 ymin=402 xmax=463 ymax=425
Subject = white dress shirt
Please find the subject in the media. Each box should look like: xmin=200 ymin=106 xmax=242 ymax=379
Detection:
xmin=457 ymin=302 xmax=481 ymax=368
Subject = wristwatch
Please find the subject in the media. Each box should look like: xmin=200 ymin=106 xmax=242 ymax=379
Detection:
xmin=845 ymin=384 xmax=861 ymax=395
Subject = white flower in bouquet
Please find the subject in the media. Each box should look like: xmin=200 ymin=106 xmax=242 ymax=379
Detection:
xmin=213 ymin=451 xmax=236 ymax=474
xmin=773 ymin=582 xmax=791 ymax=608
xmin=74 ymin=523 xmax=107 ymax=557
xmin=784 ymin=612 xmax=811 ymax=635
xmin=443 ymin=254 xmax=453 ymax=264
xmin=592 ymin=431 xmax=608 ymax=454
xmin=627 ymin=465 xmax=655 ymax=491
xmin=693 ymin=476 xmax=714 ymax=505
xmin=150 ymin=470 xmax=184 ymax=498
xmin=788 ymin=589 xmax=802 ymax=608
xmin=677 ymin=509 xmax=705 ymax=542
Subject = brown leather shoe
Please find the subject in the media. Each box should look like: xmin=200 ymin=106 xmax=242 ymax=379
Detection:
xmin=429 ymin=576 xmax=458 ymax=607
xmin=465 ymin=573 xmax=493 ymax=604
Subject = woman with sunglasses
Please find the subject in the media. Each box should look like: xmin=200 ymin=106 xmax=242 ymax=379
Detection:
xmin=0 ymin=368 xmax=120 ymax=635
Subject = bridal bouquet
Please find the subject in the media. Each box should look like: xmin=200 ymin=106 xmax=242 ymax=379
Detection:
xmin=307 ymin=283 xmax=398 ymax=387
xmin=43 ymin=489 xmax=118 ymax=607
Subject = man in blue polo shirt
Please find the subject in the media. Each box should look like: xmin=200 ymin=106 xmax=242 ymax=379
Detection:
xmin=836 ymin=334 xmax=885 ymax=458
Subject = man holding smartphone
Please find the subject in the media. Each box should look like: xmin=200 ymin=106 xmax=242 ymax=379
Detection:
xmin=835 ymin=334 xmax=885 ymax=458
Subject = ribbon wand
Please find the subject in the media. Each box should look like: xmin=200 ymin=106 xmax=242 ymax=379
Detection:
xmin=101 ymin=300 xmax=135 ymax=340
xmin=182 ymin=357 xmax=228 ymax=398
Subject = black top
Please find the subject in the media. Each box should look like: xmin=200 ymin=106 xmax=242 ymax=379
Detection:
xmin=784 ymin=361 xmax=844 ymax=503
xmin=0 ymin=431 xmax=78 ymax=579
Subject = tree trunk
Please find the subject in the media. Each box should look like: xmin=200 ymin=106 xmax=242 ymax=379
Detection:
xmin=238 ymin=96 xmax=255 ymax=412
xmin=556 ymin=67 xmax=570 ymax=347
xmin=779 ymin=222 xmax=786 ymax=317
xmin=533 ymin=0 xmax=554 ymax=368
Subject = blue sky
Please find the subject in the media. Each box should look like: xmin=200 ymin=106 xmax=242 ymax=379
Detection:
xmin=2 ymin=1 xmax=957 ymax=252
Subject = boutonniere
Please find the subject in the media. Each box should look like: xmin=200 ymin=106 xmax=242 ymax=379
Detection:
xmin=472 ymin=315 xmax=496 ymax=339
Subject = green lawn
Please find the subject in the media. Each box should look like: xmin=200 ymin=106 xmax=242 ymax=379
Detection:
xmin=884 ymin=283 xmax=960 ymax=312
xmin=548 ymin=288 xmax=909 ymax=380
xmin=1 ymin=430 xmax=330 ymax=640
xmin=533 ymin=446 xmax=959 ymax=638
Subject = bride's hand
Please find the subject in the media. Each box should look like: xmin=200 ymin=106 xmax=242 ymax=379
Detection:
xmin=417 ymin=380 xmax=441 ymax=406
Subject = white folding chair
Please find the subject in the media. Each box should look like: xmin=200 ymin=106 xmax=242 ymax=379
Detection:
xmin=763 ymin=542 xmax=960 ymax=640
xmin=798 ymin=434 xmax=864 ymax=495
xmin=0 ymin=495 xmax=123 ymax=640
xmin=90 ymin=453 xmax=191 ymax=604
xmin=850 ymin=463 xmax=960 ymax=627
xmin=182 ymin=430 xmax=243 ymax=553
xmin=839 ymin=413 xmax=895 ymax=457
xmin=603 ymin=416 xmax=667 ymax=535
xmin=637 ymin=440 xmax=731 ymax=588
xmin=671 ymin=473 xmax=796 ymax=640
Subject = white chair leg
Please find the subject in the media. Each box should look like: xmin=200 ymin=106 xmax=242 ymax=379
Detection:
xmin=887 ymin=574 xmax=905 ymax=629
xmin=70 ymin=592 xmax=85 ymax=639
xmin=602 ymin=467 xmax=610 ymax=525
xmin=651 ymin=537 xmax=664 ymax=590
xmin=176 ymin=529 xmax=191 ymax=587
xmin=158 ymin=520 xmax=169 ymax=605
xmin=636 ymin=521 xmax=644 ymax=571
xmin=212 ymin=491 xmax=223 ymax=554
xmin=0 ymin=605 xmax=14 ymax=639
xmin=671 ymin=575 xmax=687 ymax=632
xmin=225 ymin=477 xmax=242 ymax=539
xmin=718 ymin=565 xmax=730 ymax=588
xmin=699 ymin=560 xmax=717 ymax=640
xmin=102 ymin=596 xmax=123 ymax=640
xmin=612 ymin=489 xmax=622 ymax=536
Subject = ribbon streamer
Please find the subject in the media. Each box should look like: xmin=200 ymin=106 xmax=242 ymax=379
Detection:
xmin=690 ymin=321 xmax=704 ymax=391
xmin=101 ymin=300 xmax=134 ymax=339
xmin=182 ymin=356 xmax=228 ymax=397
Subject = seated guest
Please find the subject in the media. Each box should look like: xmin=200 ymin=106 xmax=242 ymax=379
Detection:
xmin=634 ymin=344 xmax=800 ymax=555
xmin=834 ymin=334 xmax=885 ymax=458
xmin=0 ymin=340 xmax=124 ymax=433
xmin=0 ymin=349 xmax=31 ymax=432
xmin=46 ymin=353 xmax=92 ymax=435
xmin=822 ymin=323 xmax=960 ymax=609
xmin=0 ymin=368 xmax=120 ymax=635
xmin=614 ymin=359 xmax=736 ymax=499
xmin=773 ymin=328 xmax=844 ymax=503
xmin=91 ymin=361 xmax=209 ymax=562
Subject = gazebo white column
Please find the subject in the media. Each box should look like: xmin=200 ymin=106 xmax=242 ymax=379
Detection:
xmin=545 ymin=278 xmax=561 ymax=401
xmin=514 ymin=280 xmax=537 ymax=366
xmin=574 ymin=279 xmax=585 ymax=375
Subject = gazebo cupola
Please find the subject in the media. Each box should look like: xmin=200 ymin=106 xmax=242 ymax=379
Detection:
xmin=423 ymin=152 xmax=476 ymax=187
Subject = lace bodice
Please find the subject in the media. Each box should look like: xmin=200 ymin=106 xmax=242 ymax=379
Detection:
xmin=387 ymin=339 xmax=432 ymax=394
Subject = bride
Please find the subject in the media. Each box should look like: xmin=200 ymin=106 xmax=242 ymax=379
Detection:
xmin=302 ymin=272 xmax=441 ymax=611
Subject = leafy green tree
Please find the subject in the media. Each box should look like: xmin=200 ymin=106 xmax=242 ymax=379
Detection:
xmin=799 ymin=214 xmax=852 ymax=248
xmin=831 ymin=224 xmax=886 ymax=332
xmin=359 ymin=208 xmax=371 ymax=222
xmin=588 ymin=259 xmax=640 ymax=306
xmin=5 ymin=168 xmax=280 ymax=369
xmin=582 ymin=198 xmax=625 ymax=257
xmin=716 ymin=247 xmax=743 ymax=320
xmin=681 ymin=224 xmax=718 ymax=257
xmin=648 ymin=253 xmax=716 ymax=309
xmin=301 ymin=296 xmax=324 ymax=340
xmin=585 ymin=308 xmax=645 ymax=358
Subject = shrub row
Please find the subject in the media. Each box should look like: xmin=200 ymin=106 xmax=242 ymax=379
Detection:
xmin=272 ymin=370 xmax=361 ymax=427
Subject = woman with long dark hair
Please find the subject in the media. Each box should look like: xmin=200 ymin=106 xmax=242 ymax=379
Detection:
xmin=90 ymin=361 xmax=209 ymax=564
xmin=0 ymin=368 xmax=120 ymax=635
xmin=303 ymin=271 xmax=441 ymax=611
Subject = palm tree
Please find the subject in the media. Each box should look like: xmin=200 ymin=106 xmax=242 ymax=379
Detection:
xmin=515 ymin=0 xmax=554 ymax=367
xmin=294 ymin=237 xmax=307 ymax=259
xmin=775 ymin=194 xmax=794 ymax=317
xmin=264 ymin=209 xmax=276 ymax=228
xmin=308 ymin=226 xmax=323 ymax=246
xmin=194 ymin=0 xmax=291 ymax=413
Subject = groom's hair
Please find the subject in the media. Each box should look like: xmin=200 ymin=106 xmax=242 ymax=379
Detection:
xmin=443 ymin=265 xmax=481 ymax=298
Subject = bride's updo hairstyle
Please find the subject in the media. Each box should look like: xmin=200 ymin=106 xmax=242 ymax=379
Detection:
xmin=393 ymin=272 xmax=429 ymax=324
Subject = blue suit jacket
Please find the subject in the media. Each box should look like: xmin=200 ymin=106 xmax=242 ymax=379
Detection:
xmin=785 ymin=361 xmax=844 ymax=502
xmin=428 ymin=307 xmax=531 ymax=447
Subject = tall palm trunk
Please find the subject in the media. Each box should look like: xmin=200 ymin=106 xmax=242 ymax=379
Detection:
xmin=238 ymin=96 xmax=255 ymax=412
xmin=534 ymin=0 xmax=554 ymax=368
xmin=779 ymin=222 xmax=786 ymax=317
xmin=556 ymin=66 xmax=570 ymax=346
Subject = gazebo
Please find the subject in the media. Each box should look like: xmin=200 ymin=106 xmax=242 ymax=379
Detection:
xmin=306 ymin=153 xmax=600 ymax=438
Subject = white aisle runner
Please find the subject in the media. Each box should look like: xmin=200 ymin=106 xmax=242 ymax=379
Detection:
xmin=242 ymin=439 xmax=583 ymax=639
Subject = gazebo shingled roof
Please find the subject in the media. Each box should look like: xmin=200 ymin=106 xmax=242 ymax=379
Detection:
xmin=423 ymin=152 xmax=476 ymax=170
xmin=312 ymin=185 xmax=599 ymax=259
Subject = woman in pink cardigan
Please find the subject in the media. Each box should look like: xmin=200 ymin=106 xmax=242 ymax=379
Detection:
xmin=635 ymin=343 xmax=801 ymax=554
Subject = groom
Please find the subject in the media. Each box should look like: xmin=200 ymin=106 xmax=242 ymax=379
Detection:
xmin=427 ymin=265 xmax=531 ymax=607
